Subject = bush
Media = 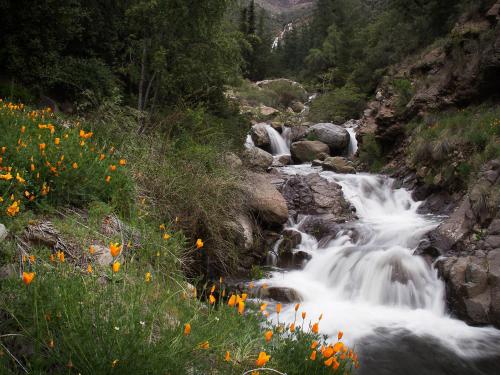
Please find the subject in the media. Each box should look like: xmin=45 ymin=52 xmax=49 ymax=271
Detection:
xmin=359 ymin=133 xmax=385 ymax=172
xmin=0 ymin=98 xmax=134 ymax=218
xmin=308 ymin=85 xmax=365 ymax=123
xmin=407 ymin=105 xmax=500 ymax=189
xmin=392 ymin=78 xmax=414 ymax=113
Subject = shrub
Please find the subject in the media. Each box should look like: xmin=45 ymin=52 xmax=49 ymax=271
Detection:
xmin=308 ymin=85 xmax=365 ymax=123
xmin=0 ymin=98 xmax=134 ymax=218
xmin=391 ymin=78 xmax=414 ymax=113
xmin=407 ymin=105 xmax=500 ymax=190
xmin=359 ymin=133 xmax=385 ymax=172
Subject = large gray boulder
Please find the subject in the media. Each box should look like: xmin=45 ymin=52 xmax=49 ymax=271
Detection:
xmin=242 ymin=147 xmax=273 ymax=170
xmin=243 ymin=172 xmax=288 ymax=227
xmin=308 ymin=123 xmax=350 ymax=154
xmin=250 ymin=123 xmax=270 ymax=149
xmin=291 ymin=141 xmax=330 ymax=163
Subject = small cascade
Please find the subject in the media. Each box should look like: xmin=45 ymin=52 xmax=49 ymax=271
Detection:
xmin=265 ymin=125 xmax=290 ymax=156
xmin=259 ymin=167 xmax=500 ymax=360
xmin=244 ymin=134 xmax=255 ymax=149
xmin=346 ymin=127 xmax=358 ymax=157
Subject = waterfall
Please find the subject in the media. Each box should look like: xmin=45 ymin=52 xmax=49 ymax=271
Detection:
xmin=346 ymin=127 xmax=358 ymax=157
xmin=244 ymin=134 xmax=255 ymax=149
xmin=260 ymin=167 xmax=500 ymax=360
xmin=265 ymin=125 xmax=290 ymax=156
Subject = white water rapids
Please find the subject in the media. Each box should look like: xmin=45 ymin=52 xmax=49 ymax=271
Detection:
xmin=255 ymin=129 xmax=500 ymax=367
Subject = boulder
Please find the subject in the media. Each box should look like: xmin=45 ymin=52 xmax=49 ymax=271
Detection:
xmin=281 ymin=173 xmax=354 ymax=223
xmin=243 ymin=172 xmax=288 ymax=227
xmin=242 ymin=147 xmax=273 ymax=170
xmin=0 ymin=223 xmax=7 ymax=241
xmin=291 ymin=101 xmax=305 ymax=113
xmin=291 ymin=141 xmax=330 ymax=163
xmin=224 ymin=152 xmax=242 ymax=169
xmin=272 ymin=154 xmax=292 ymax=167
xmin=258 ymin=286 xmax=303 ymax=303
xmin=290 ymin=125 xmax=309 ymax=142
xmin=224 ymin=214 xmax=254 ymax=251
xmin=259 ymin=105 xmax=279 ymax=118
xmin=308 ymin=123 xmax=350 ymax=154
xmin=313 ymin=157 xmax=356 ymax=174
xmin=277 ymin=250 xmax=311 ymax=269
xmin=250 ymin=123 xmax=271 ymax=149
xmin=90 ymin=244 xmax=114 ymax=266
xmin=436 ymin=255 xmax=494 ymax=325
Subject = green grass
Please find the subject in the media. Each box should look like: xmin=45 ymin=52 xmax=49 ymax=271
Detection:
xmin=0 ymin=97 xmax=359 ymax=374
xmin=407 ymin=105 xmax=500 ymax=189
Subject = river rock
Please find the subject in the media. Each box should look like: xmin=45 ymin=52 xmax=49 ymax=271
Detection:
xmin=242 ymin=147 xmax=273 ymax=170
xmin=278 ymin=229 xmax=302 ymax=254
xmin=281 ymin=173 xmax=353 ymax=222
xmin=436 ymin=253 xmax=499 ymax=325
xmin=250 ymin=123 xmax=270 ymax=149
xmin=291 ymin=141 xmax=330 ymax=163
xmin=308 ymin=123 xmax=350 ymax=154
xmin=277 ymin=250 xmax=311 ymax=269
xmin=313 ymin=157 xmax=356 ymax=174
xmin=258 ymin=286 xmax=303 ymax=303
xmin=243 ymin=172 xmax=288 ymax=227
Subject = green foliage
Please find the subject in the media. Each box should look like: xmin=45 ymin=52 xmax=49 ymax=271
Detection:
xmin=392 ymin=78 xmax=414 ymax=113
xmin=407 ymin=105 xmax=500 ymax=189
xmin=0 ymin=0 xmax=241 ymax=111
xmin=308 ymin=85 xmax=365 ymax=123
xmin=359 ymin=133 xmax=385 ymax=172
xmin=0 ymin=100 xmax=134 ymax=218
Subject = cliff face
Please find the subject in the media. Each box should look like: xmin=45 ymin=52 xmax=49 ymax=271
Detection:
xmin=360 ymin=3 xmax=500 ymax=152
xmin=358 ymin=2 xmax=500 ymax=327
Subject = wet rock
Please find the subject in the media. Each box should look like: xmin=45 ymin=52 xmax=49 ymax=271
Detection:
xmin=274 ymin=154 xmax=291 ymax=166
xmin=243 ymin=172 xmax=288 ymax=227
xmin=489 ymin=219 xmax=500 ymax=235
xmin=278 ymin=229 xmax=302 ymax=254
xmin=436 ymin=252 xmax=500 ymax=326
xmin=250 ymin=123 xmax=271 ymax=149
xmin=313 ymin=157 xmax=356 ymax=174
xmin=291 ymin=141 xmax=330 ymax=163
xmin=299 ymin=214 xmax=342 ymax=241
xmin=281 ymin=173 xmax=354 ymax=222
xmin=308 ymin=123 xmax=350 ymax=154
xmin=258 ymin=286 xmax=303 ymax=303
xmin=278 ymin=250 xmax=311 ymax=269
xmin=242 ymin=147 xmax=273 ymax=170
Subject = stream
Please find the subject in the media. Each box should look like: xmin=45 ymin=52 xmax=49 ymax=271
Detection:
xmin=253 ymin=126 xmax=500 ymax=374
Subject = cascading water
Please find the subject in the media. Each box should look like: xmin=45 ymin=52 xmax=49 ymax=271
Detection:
xmin=244 ymin=134 xmax=255 ymax=149
xmin=257 ymin=127 xmax=500 ymax=373
xmin=265 ymin=124 xmax=290 ymax=156
xmin=346 ymin=127 xmax=358 ymax=157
